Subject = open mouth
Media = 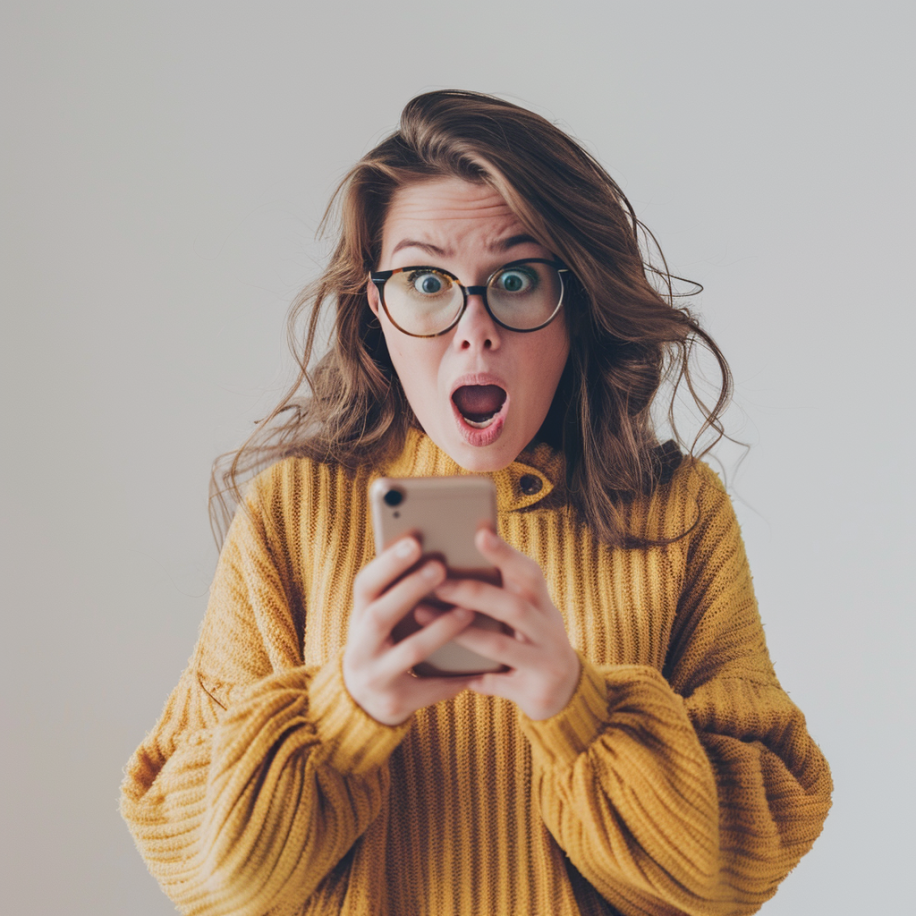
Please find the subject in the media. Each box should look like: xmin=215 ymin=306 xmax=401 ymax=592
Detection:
xmin=451 ymin=384 xmax=507 ymax=429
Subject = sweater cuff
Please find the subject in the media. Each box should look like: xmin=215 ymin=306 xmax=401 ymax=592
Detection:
xmin=308 ymin=649 xmax=412 ymax=776
xmin=518 ymin=652 xmax=608 ymax=767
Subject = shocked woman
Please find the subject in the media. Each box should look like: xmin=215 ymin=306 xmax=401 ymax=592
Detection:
xmin=120 ymin=89 xmax=832 ymax=916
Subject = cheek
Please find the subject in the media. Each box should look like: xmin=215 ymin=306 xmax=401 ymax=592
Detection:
xmin=531 ymin=326 xmax=570 ymax=394
xmin=384 ymin=330 xmax=443 ymax=402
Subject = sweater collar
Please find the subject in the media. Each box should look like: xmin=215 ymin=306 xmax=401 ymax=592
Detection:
xmin=381 ymin=426 xmax=565 ymax=513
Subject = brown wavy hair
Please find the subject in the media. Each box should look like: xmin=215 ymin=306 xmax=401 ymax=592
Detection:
xmin=209 ymin=89 xmax=732 ymax=548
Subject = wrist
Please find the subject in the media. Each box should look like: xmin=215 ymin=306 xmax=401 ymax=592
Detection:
xmin=310 ymin=650 xmax=413 ymax=774
xmin=523 ymin=650 xmax=582 ymax=721
xmin=518 ymin=653 xmax=607 ymax=765
xmin=342 ymin=657 xmax=412 ymax=727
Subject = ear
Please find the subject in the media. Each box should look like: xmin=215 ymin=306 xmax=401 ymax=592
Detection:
xmin=366 ymin=277 xmax=381 ymax=317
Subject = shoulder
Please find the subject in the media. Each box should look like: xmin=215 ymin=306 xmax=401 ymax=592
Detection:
xmin=665 ymin=457 xmax=746 ymax=562
xmin=629 ymin=453 xmax=735 ymax=546
xmin=240 ymin=453 xmax=373 ymax=542
xmin=643 ymin=439 xmax=729 ymax=510
xmin=668 ymin=455 xmax=727 ymax=500
xmin=244 ymin=453 xmax=366 ymax=505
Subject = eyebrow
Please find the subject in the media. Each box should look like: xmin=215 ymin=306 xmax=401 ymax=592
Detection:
xmin=389 ymin=233 xmax=542 ymax=259
xmin=491 ymin=233 xmax=540 ymax=252
xmin=390 ymin=239 xmax=449 ymax=257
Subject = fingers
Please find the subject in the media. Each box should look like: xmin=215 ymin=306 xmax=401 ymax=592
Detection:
xmin=474 ymin=528 xmax=547 ymax=599
xmin=353 ymin=536 xmax=423 ymax=611
xmin=343 ymin=600 xmax=476 ymax=725
xmin=344 ymin=663 xmax=473 ymax=726
xmin=465 ymin=672 xmax=502 ymax=697
xmin=346 ymin=537 xmax=490 ymax=726
xmin=384 ymin=605 xmax=475 ymax=675
xmin=412 ymin=604 xmax=526 ymax=676
xmin=446 ymin=622 xmax=529 ymax=670
xmin=432 ymin=577 xmax=533 ymax=636
xmin=360 ymin=559 xmax=446 ymax=645
xmin=413 ymin=602 xmax=449 ymax=627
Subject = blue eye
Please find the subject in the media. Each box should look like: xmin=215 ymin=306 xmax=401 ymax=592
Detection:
xmin=406 ymin=270 xmax=451 ymax=295
xmin=495 ymin=269 xmax=535 ymax=293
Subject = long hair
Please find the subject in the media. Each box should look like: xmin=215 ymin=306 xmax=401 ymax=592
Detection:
xmin=209 ymin=89 xmax=732 ymax=548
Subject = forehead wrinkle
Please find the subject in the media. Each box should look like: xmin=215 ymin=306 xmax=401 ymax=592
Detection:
xmin=387 ymin=201 xmax=515 ymax=222
xmin=386 ymin=180 xmax=515 ymax=220
xmin=385 ymin=215 xmax=521 ymax=259
xmin=381 ymin=179 xmax=547 ymax=266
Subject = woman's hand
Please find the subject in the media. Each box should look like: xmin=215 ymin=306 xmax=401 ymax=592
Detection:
xmin=343 ymin=536 xmax=476 ymax=726
xmin=422 ymin=528 xmax=582 ymax=721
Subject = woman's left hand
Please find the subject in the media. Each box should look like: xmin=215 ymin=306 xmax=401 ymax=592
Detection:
xmin=421 ymin=527 xmax=582 ymax=721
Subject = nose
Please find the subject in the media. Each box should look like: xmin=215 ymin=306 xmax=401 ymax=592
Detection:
xmin=454 ymin=292 xmax=501 ymax=351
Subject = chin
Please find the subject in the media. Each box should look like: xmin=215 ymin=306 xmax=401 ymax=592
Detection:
xmin=438 ymin=431 xmax=524 ymax=473
xmin=455 ymin=449 xmax=513 ymax=473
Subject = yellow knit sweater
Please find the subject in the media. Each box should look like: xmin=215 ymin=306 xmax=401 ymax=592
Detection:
xmin=120 ymin=429 xmax=832 ymax=916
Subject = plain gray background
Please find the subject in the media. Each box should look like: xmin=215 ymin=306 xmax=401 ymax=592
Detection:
xmin=2 ymin=2 xmax=913 ymax=913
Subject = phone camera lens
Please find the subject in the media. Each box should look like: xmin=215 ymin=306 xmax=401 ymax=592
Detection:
xmin=383 ymin=488 xmax=404 ymax=507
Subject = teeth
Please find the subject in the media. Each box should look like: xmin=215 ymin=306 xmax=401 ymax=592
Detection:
xmin=463 ymin=414 xmax=497 ymax=429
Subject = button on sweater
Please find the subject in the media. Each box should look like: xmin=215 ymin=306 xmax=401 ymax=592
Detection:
xmin=120 ymin=428 xmax=832 ymax=915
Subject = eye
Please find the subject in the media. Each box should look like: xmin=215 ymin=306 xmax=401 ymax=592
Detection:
xmin=405 ymin=270 xmax=452 ymax=296
xmin=493 ymin=267 xmax=537 ymax=294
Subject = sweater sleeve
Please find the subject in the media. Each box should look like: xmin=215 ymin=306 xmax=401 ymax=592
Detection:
xmin=119 ymin=473 xmax=411 ymax=916
xmin=518 ymin=466 xmax=833 ymax=916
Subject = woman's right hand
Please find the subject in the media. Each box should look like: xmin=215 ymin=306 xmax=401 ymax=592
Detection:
xmin=342 ymin=536 xmax=476 ymax=725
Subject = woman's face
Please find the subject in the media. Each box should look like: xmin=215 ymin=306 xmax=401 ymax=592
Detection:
xmin=367 ymin=177 xmax=570 ymax=472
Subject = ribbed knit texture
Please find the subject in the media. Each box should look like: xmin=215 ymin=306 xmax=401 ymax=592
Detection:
xmin=120 ymin=429 xmax=832 ymax=916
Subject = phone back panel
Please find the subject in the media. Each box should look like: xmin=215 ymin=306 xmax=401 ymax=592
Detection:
xmin=371 ymin=475 xmax=497 ymax=569
xmin=370 ymin=476 xmax=507 ymax=676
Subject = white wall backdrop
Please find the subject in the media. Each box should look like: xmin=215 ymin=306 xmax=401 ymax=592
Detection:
xmin=2 ymin=2 xmax=912 ymax=913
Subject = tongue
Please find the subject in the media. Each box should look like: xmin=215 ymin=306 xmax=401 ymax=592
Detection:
xmin=453 ymin=385 xmax=506 ymax=422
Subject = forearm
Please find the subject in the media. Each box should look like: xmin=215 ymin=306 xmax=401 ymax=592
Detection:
xmin=521 ymin=657 xmax=723 ymax=916
xmin=521 ymin=656 xmax=831 ymax=916
xmin=120 ymin=653 xmax=411 ymax=916
xmin=686 ymin=676 xmax=833 ymax=910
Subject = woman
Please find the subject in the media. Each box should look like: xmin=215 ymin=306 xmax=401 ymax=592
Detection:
xmin=120 ymin=90 xmax=832 ymax=915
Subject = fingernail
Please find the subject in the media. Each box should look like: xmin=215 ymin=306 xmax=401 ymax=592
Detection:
xmin=481 ymin=528 xmax=497 ymax=548
xmin=414 ymin=606 xmax=432 ymax=624
xmin=396 ymin=538 xmax=417 ymax=557
xmin=454 ymin=607 xmax=473 ymax=621
xmin=422 ymin=562 xmax=441 ymax=580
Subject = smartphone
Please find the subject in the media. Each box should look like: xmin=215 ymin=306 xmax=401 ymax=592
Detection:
xmin=369 ymin=475 xmax=511 ymax=678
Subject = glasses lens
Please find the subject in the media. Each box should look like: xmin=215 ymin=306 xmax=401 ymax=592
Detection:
xmin=383 ymin=268 xmax=464 ymax=335
xmin=487 ymin=261 xmax=563 ymax=330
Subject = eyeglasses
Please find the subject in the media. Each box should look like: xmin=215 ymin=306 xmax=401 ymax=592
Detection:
xmin=369 ymin=258 xmax=569 ymax=337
